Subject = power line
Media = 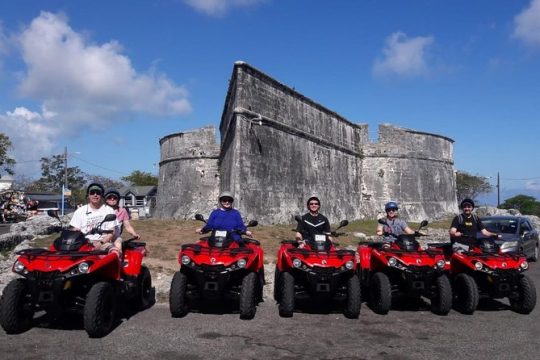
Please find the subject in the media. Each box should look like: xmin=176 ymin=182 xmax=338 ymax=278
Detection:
xmin=70 ymin=154 xmax=129 ymax=176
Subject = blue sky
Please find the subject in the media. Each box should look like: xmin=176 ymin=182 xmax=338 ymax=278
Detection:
xmin=0 ymin=0 xmax=539 ymax=203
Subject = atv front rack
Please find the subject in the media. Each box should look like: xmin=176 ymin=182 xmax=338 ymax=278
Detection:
xmin=181 ymin=243 xmax=254 ymax=255
xmin=286 ymin=248 xmax=355 ymax=258
xmin=16 ymin=248 xmax=110 ymax=259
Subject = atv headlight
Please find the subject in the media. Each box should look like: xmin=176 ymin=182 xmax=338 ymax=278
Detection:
xmin=520 ymin=261 xmax=529 ymax=270
xmin=237 ymin=258 xmax=247 ymax=268
xmin=436 ymin=259 xmax=445 ymax=269
xmin=474 ymin=261 xmax=483 ymax=271
xmin=78 ymin=262 xmax=90 ymax=274
xmin=14 ymin=261 xmax=25 ymax=273
xmin=345 ymin=261 xmax=354 ymax=270
xmin=388 ymin=257 xmax=397 ymax=267
xmin=181 ymin=255 xmax=191 ymax=265
xmin=292 ymin=258 xmax=302 ymax=268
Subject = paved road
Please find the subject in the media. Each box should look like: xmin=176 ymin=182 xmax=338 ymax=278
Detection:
xmin=1 ymin=264 xmax=539 ymax=360
xmin=0 ymin=224 xmax=10 ymax=236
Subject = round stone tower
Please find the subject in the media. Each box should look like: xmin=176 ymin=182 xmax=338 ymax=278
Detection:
xmin=154 ymin=126 xmax=220 ymax=219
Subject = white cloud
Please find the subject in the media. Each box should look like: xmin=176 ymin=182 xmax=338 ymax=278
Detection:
xmin=526 ymin=181 xmax=540 ymax=191
xmin=184 ymin=0 xmax=264 ymax=17
xmin=373 ymin=31 xmax=434 ymax=78
xmin=513 ymin=0 xmax=540 ymax=47
xmin=16 ymin=11 xmax=191 ymax=132
xmin=0 ymin=11 xmax=192 ymax=176
xmin=1 ymin=107 xmax=59 ymax=176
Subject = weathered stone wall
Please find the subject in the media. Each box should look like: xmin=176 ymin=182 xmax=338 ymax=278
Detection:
xmin=157 ymin=62 xmax=459 ymax=224
xmin=219 ymin=62 xmax=365 ymax=224
xmin=361 ymin=124 xmax=458 ymax=220
xmin=154 ymin=127 xmax=220 ymax=219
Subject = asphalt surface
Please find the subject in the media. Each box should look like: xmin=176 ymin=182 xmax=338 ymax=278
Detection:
xmin=0 ymin=223 xmax=10 ymax=235
xmin=1 ymin=264 xmax=539 ymax=360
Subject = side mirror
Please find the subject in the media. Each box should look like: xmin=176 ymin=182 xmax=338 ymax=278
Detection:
xmin=294 ymin=215 xmax=302 ymax=223
xmin=378 ymin=218 xmax=388 ymax=225
xmin=47 ymin=209 xmax=60 ymax=220
xmin=102 ymin=214 xmax=117 ymax=223
xmin=420 ymin=220 xmax=429 ymax=228
xmin=195 ymin=214 xmax=205 ymax=222
xmin=247 ymin=220 xmax=258 ymax=227
xmin=339 ymin=220 xmax=349 ymax=228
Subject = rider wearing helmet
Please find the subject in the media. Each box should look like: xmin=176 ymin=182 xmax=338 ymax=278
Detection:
xmin=69 ymin=183 xmax=118 ymax=253
xmin=105 ymin=188 xmax=140 ymax=254
xmin=295 ymin=196 xmax=332 ymax=248
xmin=195 ymin=191 xmax=252 ymax=242
xmin=449 ymin=198 xmax=499 ymax=251
xmin=376 ymin=201 xmax=415 ymax=242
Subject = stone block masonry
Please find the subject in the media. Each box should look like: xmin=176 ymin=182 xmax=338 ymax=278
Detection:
xmin=156 ymin=62 xmax=458 ymax=224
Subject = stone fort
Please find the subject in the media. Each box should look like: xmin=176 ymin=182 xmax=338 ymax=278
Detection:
xmin=154 ymin=62 xmax=458 ymax=224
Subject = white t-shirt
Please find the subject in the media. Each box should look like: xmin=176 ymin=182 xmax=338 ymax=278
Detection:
xmin=69 ymin=203 xmax=118 ymax=241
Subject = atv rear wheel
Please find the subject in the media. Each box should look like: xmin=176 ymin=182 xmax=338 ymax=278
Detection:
xmin=84 ymin=282 xmax=116 ymax=338
xmin=431 ymin=275 xmax=452 ymax=315
xmin=136 ymin=266 xmax=153 ymax=310
xmin=369 ymin=272 xmax=391 ymax=314
xmin=278 ymin=272 xmax=295 ymax=317
xmin=344 ymin=275 xmax=361 ymax=319
xmin=510 ymin=275 xmax=536 ymax=314
xmin=169 ymin=271 xmax=188 ymax=317
xmin=239 ymin=272 xmax=257 ymax=320
xmin=453 ymin=273 xmax=478 ymax=315
xmin=0 ymin=279 xmax=34 ymax=334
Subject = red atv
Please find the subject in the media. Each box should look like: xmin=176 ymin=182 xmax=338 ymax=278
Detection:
xmin=274 ymin=217 xmax=360 ymax=318
xmin=0 ymin=212 xmax=152 ymax=337
xmin=357 ymin=220 xmax=452 ymax=315
xmin=440 ymin=236 xmax=536 ymax=314
xmin=169 ymin=214 xmax=264 ymax=320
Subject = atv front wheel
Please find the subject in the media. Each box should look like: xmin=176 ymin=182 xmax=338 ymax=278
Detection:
xmin=84 ymin=282 xmax=116 ymax=338
xmin=273 ymin=267 xmax=281 ymax=301
xmin=136 ymin=266 xmax=153 ymax=310
xmin=510 ymin=275 xmax=536 ymax=314
xmin=0 ymin=279 xmax=34 ymax=334
xmin=431 ymin=275 xmax=452 ymax=315
xmin=169 ymin=271 xmax=188 ymax=317
xmin=369 ymin=272 xmax=391 ymax=314
xmin=278 ymin=272 xmax=295 ymax=317
xmin=239 ymin=272 xmax=257 ymax=320
xmin=453 ymin=273 xmax=478 ymax=315
xmin=344 ymin=275 xmax=361 ymax=319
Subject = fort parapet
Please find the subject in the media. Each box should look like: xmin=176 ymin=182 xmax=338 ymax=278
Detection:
xmin=154 ymin=62 xmax=458 ymax=224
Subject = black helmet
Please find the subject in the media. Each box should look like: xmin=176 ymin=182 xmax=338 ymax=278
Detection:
xmin=104 ymin=189 xmax=121 ymax=199
xmin=86 ymin=183 xmax=104 ymax=196
xmin=460 ymin=198 xmax=475 ymax=209
xmin=307 ymin=196 xmax=320 ymax=207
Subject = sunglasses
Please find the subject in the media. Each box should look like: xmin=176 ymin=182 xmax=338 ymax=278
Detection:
xmin=221 ymin=198 xmax=233 ymax=203
xmin=309 ymin=202 xmax=320 ymax=206
xmin=387 ymin=208 xmax=398 ymax=212
xmin=89 ymin=190 xmax=102 ymax=196
xmin=106 ymin=196 xmax=118 ymax=200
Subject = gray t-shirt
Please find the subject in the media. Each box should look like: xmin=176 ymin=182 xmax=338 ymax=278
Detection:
xmin=381 ymin=218 xmax=409 ymax=242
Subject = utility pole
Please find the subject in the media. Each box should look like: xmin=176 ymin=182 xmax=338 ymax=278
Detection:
xmin=62 ymin=146 xmax=68 ymax=216
xmin=497 ymin=172 xmax=500 ymax=207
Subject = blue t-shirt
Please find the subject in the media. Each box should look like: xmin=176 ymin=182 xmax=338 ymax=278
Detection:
xmin=202 ymin=208 xmax=247 ymax=242
xmin=381 ymin=217 xmax=409 ymax=242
